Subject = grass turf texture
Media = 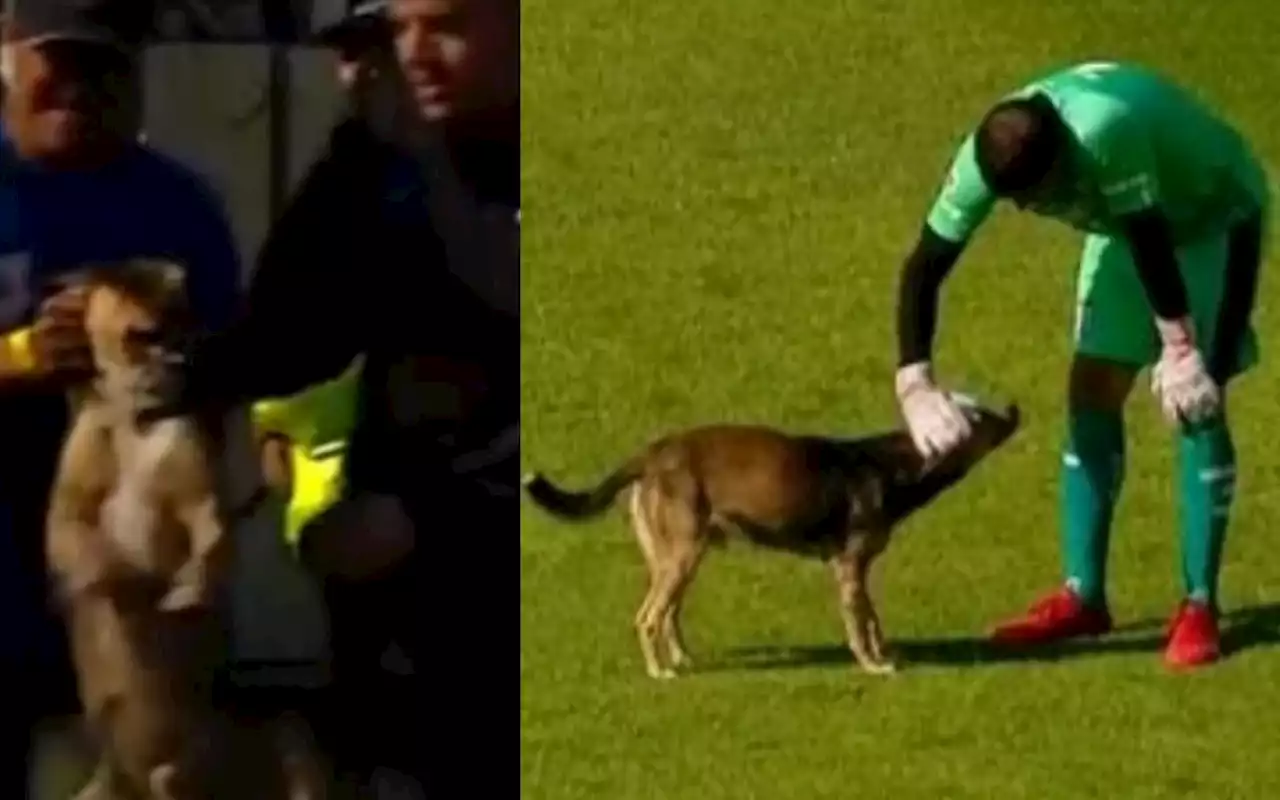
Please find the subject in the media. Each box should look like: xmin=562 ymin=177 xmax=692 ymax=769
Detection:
xmin=522 ymin=1 xmax=1280 ymax=798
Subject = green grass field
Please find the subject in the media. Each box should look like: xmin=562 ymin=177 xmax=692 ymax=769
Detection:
xmin=522 ymin=2 xmax=1280 ymax=798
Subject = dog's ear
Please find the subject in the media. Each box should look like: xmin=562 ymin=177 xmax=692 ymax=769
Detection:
xmin=121 ymin=259 xmax=187 ymax=301
xmin=153 ymin=260 xmax=187 ymax=299
xmin=42 ymin=267 xmax=100 ymax=298
xmin=858 ymin=431 xmax=929 ymax=478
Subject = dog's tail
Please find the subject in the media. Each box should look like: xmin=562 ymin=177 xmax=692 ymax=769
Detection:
xmin=522 ymin=457 xmax=644 ymax=521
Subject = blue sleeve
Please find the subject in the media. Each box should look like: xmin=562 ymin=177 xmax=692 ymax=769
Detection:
xmin=146 ymin=158 xmax=242 ymax=332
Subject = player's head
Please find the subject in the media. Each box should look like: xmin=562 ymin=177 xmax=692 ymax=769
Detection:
xmin=388 ymin=0 xmax=518 ymax=130
xmin=974 ymin=93 xmax=1070 ymax=208
xmin=0 ymin=0 xmax=146 ymax=168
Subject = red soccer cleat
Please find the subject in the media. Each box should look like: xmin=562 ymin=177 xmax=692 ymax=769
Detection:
xmin=988 ymin=586 xmax=1114 ymax=645
xmin=1164 ymin=599 xmax=1220 ymax=669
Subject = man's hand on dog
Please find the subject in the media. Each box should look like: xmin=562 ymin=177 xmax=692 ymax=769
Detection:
xmin=31 ymin=286 xmax=95 ymax=379
xmin=895 ymin=361 xmax=973 ymax=462
xmin=33 ymin=286 xmax=199 ymax=424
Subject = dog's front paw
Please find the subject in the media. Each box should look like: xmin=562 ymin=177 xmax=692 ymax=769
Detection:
xmin=859 ymin=658 xmax=898 ymax=676
xmin=158 ymin=583 xmax=206 ymax=612
xmin=646 ymin=664 xmax=678 ymax=681
xmin=62 ymin=563 xmax=115 ymax=599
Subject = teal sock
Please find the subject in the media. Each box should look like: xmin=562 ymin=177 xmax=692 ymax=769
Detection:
xmin=1177 ymin=416 xmax=1236 ymax=607
xmin=1060 ymin=409 xmax=1126 ymax=605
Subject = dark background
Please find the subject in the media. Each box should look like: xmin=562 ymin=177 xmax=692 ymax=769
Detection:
xmin=144 ymin=0 xmax=351 ymax=272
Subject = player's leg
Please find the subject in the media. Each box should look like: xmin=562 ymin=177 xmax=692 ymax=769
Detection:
xmin=1061 ymin=355 xmax=1136 ymax=606
xmin=991 ymin=234 xmax=1150 ymax=645
xmin=1164 ymin=212 xmax=1264 ymax=668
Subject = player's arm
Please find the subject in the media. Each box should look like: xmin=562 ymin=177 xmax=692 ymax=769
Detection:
xmin=896 ymin=134 xmax=994 ymax=370
xmin=897 ymin=227 xmax=964 ymax=367
xmin=1116 ymin=210 xmax=1191 ymax=325
xmin=893 ymin=135 xmax=995 ymax=458
xmin=1089 ymin=107 xmax=1220 ymax=422
xmin=1088 ymin=111 xmax=1193 ymax=335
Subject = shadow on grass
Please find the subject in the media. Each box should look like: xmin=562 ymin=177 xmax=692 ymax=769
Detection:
xmin=712 ymin=602 xmax=1280 ymax=672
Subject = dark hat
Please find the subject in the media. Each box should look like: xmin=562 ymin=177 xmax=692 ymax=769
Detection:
xmin=5 ymin=0 xmax=152 ymax=50
xmin=312 ymin=0 xmax=388 ymax=48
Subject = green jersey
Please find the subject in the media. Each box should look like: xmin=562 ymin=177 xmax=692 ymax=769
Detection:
xmin=926 ymin=61 xmax=1269 ymax=245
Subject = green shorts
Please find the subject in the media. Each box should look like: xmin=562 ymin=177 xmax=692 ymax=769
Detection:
xmin=1073 ymin=223 xmax=1264 ymax=377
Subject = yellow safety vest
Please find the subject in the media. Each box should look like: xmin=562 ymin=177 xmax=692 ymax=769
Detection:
xmin=252 ymin=358 xmax=363 ymax=546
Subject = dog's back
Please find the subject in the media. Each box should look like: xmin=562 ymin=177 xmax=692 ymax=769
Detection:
xmin=526 ymin=399 xmax=1020 ymax=550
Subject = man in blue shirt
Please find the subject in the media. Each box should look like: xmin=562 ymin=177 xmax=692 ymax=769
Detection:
xmin=0 ymin=1 xmax=241 ymax=793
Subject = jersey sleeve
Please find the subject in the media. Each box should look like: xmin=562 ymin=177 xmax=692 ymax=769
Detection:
xmin=1076 ymin=102 xmax=1160 ymax=218
xmin=923 ymin=134 xmax=997 ymax=244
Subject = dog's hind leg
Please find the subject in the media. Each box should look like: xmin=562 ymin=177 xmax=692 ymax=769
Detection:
xmin=663 ymin=597 xmax=694 ymax=670
xmin=637 ymin=559 xmax=696 ymax=680
xmin=649 ymin=498 xmax=708 ymax=678
xmin=629 ymin=484 xmax=660 ymax=574
xmin=632 ymin=483 xmax=704 ymax=680
xmin=659 ymin=540 xmax=706 ymax=671
xmin=633 ymin=589 xmax=669 ymax=680
xmin=629 ymin=485 xmax=671 ymax=680
xmin=659 ymin=512 xmax=712 ymax=671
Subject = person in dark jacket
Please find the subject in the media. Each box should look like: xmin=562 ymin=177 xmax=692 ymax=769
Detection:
xmin=37 ymin=0 xmax=518 ymax=794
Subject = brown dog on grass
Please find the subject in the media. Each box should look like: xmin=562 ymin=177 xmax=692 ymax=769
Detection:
xmin=44 ymin=260 xmax=329 ymax=800
xmin=524 ymin=394 xmax=1019 ymax=679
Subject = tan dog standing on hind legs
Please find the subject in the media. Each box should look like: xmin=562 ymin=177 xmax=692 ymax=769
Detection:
xmin=524 ymin=395 xmax=1019 ymax=679
xmin=43 ymin=260 xmax=329 ymax=800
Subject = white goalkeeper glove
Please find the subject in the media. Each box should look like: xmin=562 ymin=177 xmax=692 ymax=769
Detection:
xmin=1150 ymin=316 xmax=1221 ymax=426
xmin=895 ymin=361 xmax=974 ymax=461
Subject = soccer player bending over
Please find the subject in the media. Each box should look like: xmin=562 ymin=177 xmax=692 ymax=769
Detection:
xmin=893 ymin=61 xmax=1268 ymax=668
